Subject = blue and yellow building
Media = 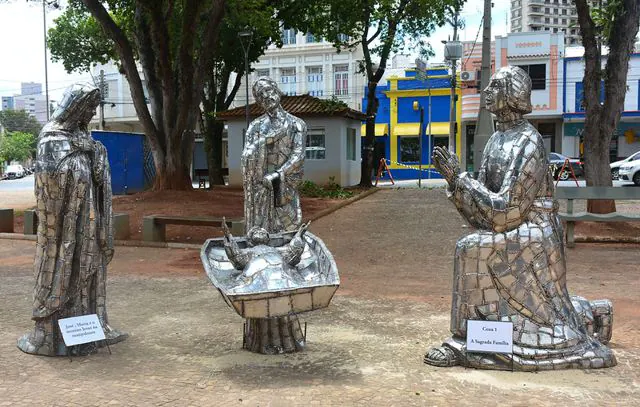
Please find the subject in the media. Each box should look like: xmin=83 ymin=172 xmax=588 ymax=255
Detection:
xmin=362 ymin=67 xmax=462 ymax=179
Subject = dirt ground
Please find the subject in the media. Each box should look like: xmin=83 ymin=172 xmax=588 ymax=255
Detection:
xmin=1 ymin=189 xmax=639 ymax=406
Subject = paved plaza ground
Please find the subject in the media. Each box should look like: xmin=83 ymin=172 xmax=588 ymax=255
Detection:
xmin=0 ymin=189 xmax=639 ymax=406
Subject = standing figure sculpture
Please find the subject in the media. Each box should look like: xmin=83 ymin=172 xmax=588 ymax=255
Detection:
xmin=242 ymin=77 xmax=305 ymax=233
xmin=425 ymin=66 xmax=616 ymax=370
xmin=17 ymin=84 xmax=127 ymax=356
xmin=240 ymin=77 xmax=307 ymax=353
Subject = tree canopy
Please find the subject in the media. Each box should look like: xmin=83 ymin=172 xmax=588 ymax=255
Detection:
xmin=0 ymin=131 xmax=36 ymax=163
xmin=278 ymin=0 xmax=465 ymax=186
xmin=48 ymin=0 xmax=227 ymax=190
xmin=0 ymin=109 xmax=42 ymax=137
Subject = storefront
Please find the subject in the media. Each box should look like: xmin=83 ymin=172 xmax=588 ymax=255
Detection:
xmin=563 ymin=120 xmax=640 ymax=161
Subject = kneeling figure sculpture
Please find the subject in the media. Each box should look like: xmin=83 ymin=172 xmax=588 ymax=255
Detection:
xmin=426 ymin=66 xmax=616 ymax=370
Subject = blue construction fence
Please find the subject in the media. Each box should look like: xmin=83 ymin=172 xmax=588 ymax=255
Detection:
xmin=91 ymin=130 xmax=152 ymax=195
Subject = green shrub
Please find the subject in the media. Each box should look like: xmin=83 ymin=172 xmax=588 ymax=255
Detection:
xmin=299 ymin=177 xmax=354 ymax=199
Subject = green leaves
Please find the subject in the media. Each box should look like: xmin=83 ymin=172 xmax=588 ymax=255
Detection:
xmin=0 ymin=132 xmax=36 ymax=163
xmin=590 ymin=0 xmax=624 ymax=45
xmin=0 ymin=110 xmax=42 ymax=137
xmin=48 ymin=1 xmax=135 ymax=73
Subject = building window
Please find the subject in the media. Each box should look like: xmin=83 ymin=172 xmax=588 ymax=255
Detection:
xmin=306 ymin=128 xmax=326 ymax=160
xmin=337 ymin=33 xmax=349 ymax=43
xmin=256 ymin=68 xmax=270 ymax=78
xmin=306 ymin=32 xmax=318 ymax=43
xmin=398 ymin=137 xmax=420 ymax=163
xmin=346 ymin=128 xmax=356 ymax=161
xmin=553 ymin=8 xmax=558 ymax=14
xmin=545 ymin=17 xmax=550 ymax=23
xmin=562 ymin=18 xmax=567 ymax=24
xmin=553 ymin=18 xmax=558 ymax=23
xmin=515 ymin=64 xmax=546 ymax=90
xmin=280 ymin=67 xmax=296 ymax=95
xmin=334 ymin=65 xmax=349 ymax=96
xmin=562 ymin=8 xmax=567 ymax=15
xmin=545 ymin=7 xmax=550 ymax=13
xmin=307 ymin=66 xmax=323 ymax=96
xmin=282 ymin=28 xmax=296 ymax=45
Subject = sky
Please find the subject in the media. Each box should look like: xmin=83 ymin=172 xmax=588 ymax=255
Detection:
xmin=0 ymin=0 xmax=510 ymax=106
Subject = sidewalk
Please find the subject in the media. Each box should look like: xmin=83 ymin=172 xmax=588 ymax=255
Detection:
xmin=1 ymin=189 xmax=639 ymax=406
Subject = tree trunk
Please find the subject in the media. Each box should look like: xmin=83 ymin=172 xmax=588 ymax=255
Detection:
xmin=359 ymin=81 xmax=379 ymax=187
xmin=151 ymin=141 xmax=193 ymax=190
xmin=204 ymin=120 xmax=226 ymax=186
xmin=243 ymin=315 xmax=305 ymax=354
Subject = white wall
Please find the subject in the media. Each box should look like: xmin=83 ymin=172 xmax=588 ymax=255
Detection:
xmin=227 ymin=116 xmax=361 ymax=187
xmin=234 ymin=32 xmax=366 ymax=111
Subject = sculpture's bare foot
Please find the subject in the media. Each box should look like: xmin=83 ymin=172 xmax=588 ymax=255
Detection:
xmin=424 ymin=345 xmax=460 ymax=367
xmin=101 ymin=323 xmax=129 ymax=345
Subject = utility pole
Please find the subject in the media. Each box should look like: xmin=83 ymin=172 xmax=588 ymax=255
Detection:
xmin=42 ymin=0 xmax=50 ymax=121
xmin=99 ymin=70 xmax=105 ymax=130
xmin=444 ymin=7 xmax=462 ymax=156
xmin=473 ymin=0 xmax=495 ymax=172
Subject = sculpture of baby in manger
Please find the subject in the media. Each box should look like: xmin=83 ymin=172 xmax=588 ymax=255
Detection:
xmin=201 ymin=77 xmax=339 ymax=354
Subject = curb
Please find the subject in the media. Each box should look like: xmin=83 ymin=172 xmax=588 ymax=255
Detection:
xmin=306 ymin=187 xmax=380 ymax=222
xmin=574 ymin=235 xmax=640 ymax=244
xmin=0 ymin=233 xmax=201 ymax=250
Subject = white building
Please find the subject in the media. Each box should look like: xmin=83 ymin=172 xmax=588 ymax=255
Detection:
xmin=89 ymin=61 xmax=148 ymax=133
xmin=220 ymin=95 xmax=364 ymax=187
xmin=459 ymin=31 xmax=565 ymax=168
xmin=236 ymin=29 xmax=366 ymax=111
xmin=1 ymin=82 xmax=49 ymax=124
xmin=563 ymin=47 xmax=640 ymax=160
xmin=510 ymin=0 xmax=594 ymax=46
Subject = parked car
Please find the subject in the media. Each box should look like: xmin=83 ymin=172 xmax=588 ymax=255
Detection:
xmin=618 ymin=157 xmax=640 ymax=186
xmin=610 ymin=151 xmax=640 ymax=180
xmin=5 ymin=164 xmax=25 ymax=179
xmin=548 ymin=153 xmax=584 ymax=180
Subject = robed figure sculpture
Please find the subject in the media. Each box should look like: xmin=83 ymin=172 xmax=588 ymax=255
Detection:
xmin=17 ymin=84 xmax=127 ymax=356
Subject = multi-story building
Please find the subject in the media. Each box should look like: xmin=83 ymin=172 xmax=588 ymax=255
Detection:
xmin=361 ymin=67 xmax=462 ymax=180
xmin=510 ymin=0 xmax=595 ymax=46
xmin=1 ymin=82 xmax=49 ymax=124
xmin=236 ymin=29 xmax=366 ymax=111
xmin=21 ymin=82 xmax=42 ymax=96
xmin=460 ymin=32 xmax=565 ymax=170
xmin=1 ymin=96 xmax=14 ymax=110
xmin=563 ymin=47 xmax=640 ymax=161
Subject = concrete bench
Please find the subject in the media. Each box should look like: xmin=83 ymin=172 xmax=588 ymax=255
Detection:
xmin=23 ymin=209 xmax=130 ymax=240
xmin=142 ymin=215 xmax=244 ymax=242
xmin=0 ymin=208 xmax=14 ymax=233
xmin=555 ymin=187 xmax=640 ymax=248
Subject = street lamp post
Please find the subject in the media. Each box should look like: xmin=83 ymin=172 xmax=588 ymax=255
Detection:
xmin=238 ymin=30 xmax=253 ymax=133
xmin=43 ymin=0 xmax=50 ymax=121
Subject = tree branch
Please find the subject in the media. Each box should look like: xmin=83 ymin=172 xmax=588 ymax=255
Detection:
xmin=80 ymin=0 xmax=158 ymax=144
xmin=223 ymin=68 xmax=244 ymax=110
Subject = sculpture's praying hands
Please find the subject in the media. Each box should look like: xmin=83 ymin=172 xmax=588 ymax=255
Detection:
xmin=432 ymin=146 xmax=460 ymax=186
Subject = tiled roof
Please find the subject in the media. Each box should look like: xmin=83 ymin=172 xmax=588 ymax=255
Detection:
xmin=216 ymin=94 xmax=366 ymax=121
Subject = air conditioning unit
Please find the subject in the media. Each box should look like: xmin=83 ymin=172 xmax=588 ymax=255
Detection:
xmin=460 ymin=71 xmax=476 ymax=82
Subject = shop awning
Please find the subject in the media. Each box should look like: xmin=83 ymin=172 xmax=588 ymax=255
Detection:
xmin=392 ymin=122 xmax=449 ymax=136
xmin=360 ymin=123 xmax=389 ymax=136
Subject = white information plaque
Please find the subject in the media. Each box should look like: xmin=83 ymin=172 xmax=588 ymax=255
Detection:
xmin=466 ymin=320 xmax=513 ymax=354
xmin=58 ymin=314 xmax=106 ymax=347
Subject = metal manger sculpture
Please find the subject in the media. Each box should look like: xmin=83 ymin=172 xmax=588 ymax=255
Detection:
xmin=201 ymin=77 xmax=340 ymax=354
xmin=425 ymin=66 xmax=616 ymax=371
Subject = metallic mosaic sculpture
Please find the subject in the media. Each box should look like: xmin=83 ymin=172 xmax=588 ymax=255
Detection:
xmin=17 ymin=84 xmax=127 ymax=356
xmin=425 ymin=66 xmax=616 ymax=371
xmin=201 ymin=77 xmax=339 ymax=354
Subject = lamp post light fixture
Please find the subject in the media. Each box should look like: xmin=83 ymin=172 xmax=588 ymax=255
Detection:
xmin=238 ymin=29 xmax=253 ymax=133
